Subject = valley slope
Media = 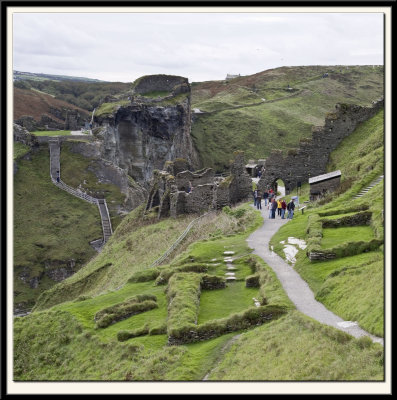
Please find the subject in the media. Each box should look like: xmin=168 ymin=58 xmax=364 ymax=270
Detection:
xmin=14 ymin=106 xmax=385 ymax=381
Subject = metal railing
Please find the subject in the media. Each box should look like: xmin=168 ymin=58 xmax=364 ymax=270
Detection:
xmin=148 ymin=212 xmax=210 ymax=268
xmin=48 ymin=138 xmax=112 ymax=244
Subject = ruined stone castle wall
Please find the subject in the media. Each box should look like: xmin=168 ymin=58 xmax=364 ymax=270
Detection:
xmin=132 ymin=75 xmax=189 ymax=96
xmin=175 ymin=169 xmax=215 ymax=191
xmin=258 ymin=100 xmax=384 ymax=194
xmin=150 ymin=152 xmax=252 ymax=218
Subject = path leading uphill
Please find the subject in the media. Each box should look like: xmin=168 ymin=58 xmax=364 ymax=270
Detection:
xmin=48 ymin=137 xmax=113 ymax=245
xmin=247 ymin=207 xmax=384 ymax=346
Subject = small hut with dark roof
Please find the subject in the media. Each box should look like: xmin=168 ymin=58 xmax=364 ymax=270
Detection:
xmin=308 ymin=170 xmax=341 ymax=201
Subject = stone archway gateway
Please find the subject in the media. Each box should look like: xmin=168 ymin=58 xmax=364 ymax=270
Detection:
xmin=264 ymin=178 xmax=287 ymax=197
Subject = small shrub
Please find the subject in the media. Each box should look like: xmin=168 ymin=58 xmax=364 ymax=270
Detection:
xmin=149 ymin=323 xmax=167 ymax=336
xmin=73 ymin=295 xmax=92 ymax=302
xmin=155 ymin=264 xmax=208 ymax=285
xmin=245 ymin=274 xmax=260 ymax=288
xmin=95 ymin=295 xmax=158 ymax=328
xmin=128 ymin=268 xmax=161 ymax=283
xmin=117 ymin=325 xmax=150 ymax=342
xmin=356 ymin=335 xmax=373 ymax=349
xmin=222 ymin=206 xmax=247 ymax=219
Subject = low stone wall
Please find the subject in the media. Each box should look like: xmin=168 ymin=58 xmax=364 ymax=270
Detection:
xmin=245 ymin=274 xmax=260 ymax=288
xmin=167 ymin=305 xmax=287 ymax=345
xmin=306 ymin=211 xmax=382 ymax=261
xmin=322 ymin=211 xmax=372 ymax=228
xmin=201 ymin=274 xmax=226 ymax=290
xmin=308 ymin=239 xmax=383 ymax=261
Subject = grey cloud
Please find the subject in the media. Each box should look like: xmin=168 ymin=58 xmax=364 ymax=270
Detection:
xmin=12 ymin=11 xmax=384 ymax=83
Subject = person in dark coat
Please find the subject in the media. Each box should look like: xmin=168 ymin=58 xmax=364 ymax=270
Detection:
xmin=287 ymin=199 xmax=295 ymax=219
xmin=256 ymin=190 xmax=262 ymax=210
xmin=271 ymin=198 xmax=277 ymax=219
xmin=263 ymin=190 xmax=269 ymax=206
xmin=253 ymin=189 xmax=258 ymax=207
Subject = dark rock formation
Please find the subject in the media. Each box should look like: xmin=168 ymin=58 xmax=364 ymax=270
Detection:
xmin=132 ymin=74 xmax=190 ymax=96
xmin=93 ymin=75 xmax=198 ymax=186
xmin=13 ymin=123 xmax=39 ymax=147
xmin=44 ymin=259 xmax=76 ymax=282
xmin=64 ymin=139 xmax=148 ymax=214
xmin=14 ymin=115 xmax=38 ymax=132
xmin=64 ymin=109 xmax=85 ymax=130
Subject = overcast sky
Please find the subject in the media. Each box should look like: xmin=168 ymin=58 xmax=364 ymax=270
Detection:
xmin=12 ymin=11 xmax=384 ymax=83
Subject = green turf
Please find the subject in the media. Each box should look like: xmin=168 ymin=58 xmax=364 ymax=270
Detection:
xmin=13 ymin=147 xmax=102 ymax=310
xmin=31 ymin=130 xmax=72 ymax=136
xmin=321 ymin=226 xmax=375 ymax=249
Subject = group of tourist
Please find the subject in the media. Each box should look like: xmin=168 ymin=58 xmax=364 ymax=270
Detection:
xmin=253 ymin=188 xmax=296 ymax=219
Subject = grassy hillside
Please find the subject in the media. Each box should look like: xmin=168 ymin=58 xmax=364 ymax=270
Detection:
xmin=33 ymin=203 xmax=262 ymax=311
xmin=191 ymin=65 xmax=384 ymax=171
xmin=13 ymin=147 xmax=103 ymax=312
xmin=13 ymin=87 xmax=90 ymax=123
xmin=15 ymin=103 xmax=385 ymax=380
xmin=15 ymin=79 xmax=131 ymax=112
xmin=13 ymin=68 xmax=385 ymax=382
xmin=14 ymin=70 xmax=106 ymax=83
xmin=13 ymin=141 xmax=131 ymax=312
xmin=270 ymin=109 xmax=384 ymax=337
xmin=14 ymin=195 xmax=384 ymax=380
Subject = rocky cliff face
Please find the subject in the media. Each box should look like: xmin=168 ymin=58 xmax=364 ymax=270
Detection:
xmin=93 ymin=75 xmax=199 ymax=186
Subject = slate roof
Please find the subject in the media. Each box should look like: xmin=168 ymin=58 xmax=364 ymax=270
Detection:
xmin=309 ymin=170 xmax=341 ymax=184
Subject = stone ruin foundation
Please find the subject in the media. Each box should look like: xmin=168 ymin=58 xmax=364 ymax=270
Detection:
xmin=145 ymin=151 xmax=252 ymax=218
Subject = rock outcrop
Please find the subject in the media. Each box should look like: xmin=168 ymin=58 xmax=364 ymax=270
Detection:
xmin=62 ymin=139 xmax=147 ymax=215
xmin=93 ymin=75 xmax=198 ymax=186
xmin=13 ymin=123 xmax=39 ymax=147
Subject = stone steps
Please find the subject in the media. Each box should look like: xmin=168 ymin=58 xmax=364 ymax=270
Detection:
xmin=353 ymin=175 xmax=384 ymax=199
xmin=48 ymin=138 xmax=113 ymax=245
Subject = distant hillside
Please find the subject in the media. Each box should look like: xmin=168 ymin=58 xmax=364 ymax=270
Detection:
xmin=190 ymin=65 xmax=384 ymax=172
xmin=14 ymin=87 xmax=89 ymax=122
xmin=13 ymin=70 xmax=106 ymax=83
xmin=14 ymin=78 xmax=131 ymax=112
xmin=14 ymin=87 xmax=90 ymax=131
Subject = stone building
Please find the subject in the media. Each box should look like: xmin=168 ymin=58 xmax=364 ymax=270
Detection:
xmin=245 ymin=159 xmax=266 ymax=177
xmin=226 ymin=74 xmax=241 ymax=80
xmin=309 ymin=170 xmax=341 ymax=201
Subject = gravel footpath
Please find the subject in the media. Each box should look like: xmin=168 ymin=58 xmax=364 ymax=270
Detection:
xmin=247 ymin=206 xmax=384 ymax=346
